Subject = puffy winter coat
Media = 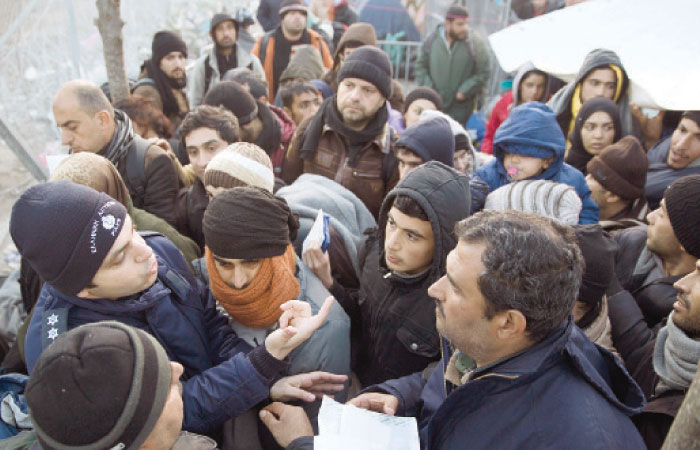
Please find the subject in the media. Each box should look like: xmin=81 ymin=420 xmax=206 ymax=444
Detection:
xmin=24 ymin=234 xmax=277 ymax=434
xmin=474 ymin=102 xmax=599 ymax=224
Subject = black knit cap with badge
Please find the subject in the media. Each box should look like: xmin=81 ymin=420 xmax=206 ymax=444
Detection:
xmin=25 ymin=321 xmax=172 ymax=450
xmin=664 ymin=174 xmax=700 ymax=259
xmin=10 ymin=180 xmax=127 ymax=296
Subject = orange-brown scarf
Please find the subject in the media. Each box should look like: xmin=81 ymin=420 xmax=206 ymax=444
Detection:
xmin=206 ymin=245 xmax=300 ymax=328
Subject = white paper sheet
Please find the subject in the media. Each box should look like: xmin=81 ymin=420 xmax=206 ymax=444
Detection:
xmin=315 ymin=396 xmax=420 ymax=450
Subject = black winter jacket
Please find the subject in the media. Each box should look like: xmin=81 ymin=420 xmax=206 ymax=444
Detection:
xmin=331 ymin=162 xmax=470 ymax=387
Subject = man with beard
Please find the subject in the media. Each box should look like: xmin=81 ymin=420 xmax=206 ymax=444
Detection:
xmin=52 ymin=79 xmax=179 ymax=225
xmin=282 ymin=45 xmax=399 ymax=217
xmin=614 ymin=175 xmax=700 ymax=328
xmin=188 ymin=13 xmax=266 ymax=108
xmin=134 ymin=31 xmax=190 ymax=129
xmin=415 ymin=5 xmax=490 ymax=125
xmin=203 ymin=80 xmax=296 ymax=175
xmin=608 ymin=176 xmax=700 ymax=449
xmin=253 ymin=0 xmax=333 ymax=100
xmin=645 ymin=111 xmax=700 ymax=210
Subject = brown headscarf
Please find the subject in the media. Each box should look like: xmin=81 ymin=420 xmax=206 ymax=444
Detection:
xmin=50 ymin=153 xmax=131 ymax=208
xmin=205 ymin=245 xmax=300 ymax=328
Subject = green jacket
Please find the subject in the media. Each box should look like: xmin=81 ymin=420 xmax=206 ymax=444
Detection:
xmin=415 ymin=24 xmax=491 ymax=124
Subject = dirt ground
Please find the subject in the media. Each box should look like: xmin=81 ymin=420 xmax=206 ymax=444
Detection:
xmin=0 ymin=143 xmax=36 ymax=277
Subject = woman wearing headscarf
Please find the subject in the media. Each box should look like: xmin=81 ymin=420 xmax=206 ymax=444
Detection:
xmin=565 ymin=97 xmax=622 ymax=174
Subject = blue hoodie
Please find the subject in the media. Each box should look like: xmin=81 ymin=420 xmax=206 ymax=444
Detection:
xmin=474 ymin=102 xmax=599 ymax=224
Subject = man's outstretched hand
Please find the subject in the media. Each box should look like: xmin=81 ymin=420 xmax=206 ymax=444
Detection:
xmin=271 ymin=371 xmax=348 ymax=402
xmin=265 ymin=296 xmax=335 ymax=360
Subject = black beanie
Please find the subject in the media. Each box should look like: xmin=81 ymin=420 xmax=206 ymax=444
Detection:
xmin=10 ymin=181 xmax=127 ymax=296
xmin=403 ymin=87 xmax=443 ymax=114
xmin=397 ymin=116 xmax=455 ymax=167
xmin=26 ymin=321 xmax=172 ymax=450
xmin=446 ymin=5 xmax=469 ymax=19
xmin=203 ymin=80 xmax=259 ymax=125
xmin=337 ymin=45 xmax=393 ymax=99
xmin=664 ymin=174 xmax=700 ymax=259
xmin=210 ymin=12 xmax=238 ymax=34
xmin=574 ymin=225 xmax=617 ymax=328
xmin=203 ymin=186 xmax=299 ymax=259
xmin=682 ymin=111 xmax=700 ymax=128
xmin=151 ymin=30 xmax=188 ymax=65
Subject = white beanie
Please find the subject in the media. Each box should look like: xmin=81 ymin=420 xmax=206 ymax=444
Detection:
xmin=484 ymin=180 xmax=582 ymax=225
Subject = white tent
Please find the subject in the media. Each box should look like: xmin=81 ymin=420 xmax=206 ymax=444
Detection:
xmin=488 ymin=0 xmax=700 ymax=110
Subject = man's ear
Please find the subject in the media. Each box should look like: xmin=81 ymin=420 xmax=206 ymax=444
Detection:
xmin=494 ymin=309 xmax=527 ymax=340
xmin=605 ymin=192 xmax=622 ymax=204
xmin=75 ymin=286 xmax=96 ymax=299
xmin=95 ymin=110 xmax=112 ymax=129
xmin=283 ymin=106 xmax=293 ymax=117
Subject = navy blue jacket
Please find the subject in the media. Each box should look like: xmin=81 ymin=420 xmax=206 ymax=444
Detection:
xmin=25 ymin=235 xmax=277 ymax=434
xmin=474 ymin=102 xmax=599 ymax=224
xmin=370 ymin=318 xmax=646 ymax=449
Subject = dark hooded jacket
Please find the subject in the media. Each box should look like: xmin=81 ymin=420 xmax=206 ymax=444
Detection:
xmin=474 ymin=102 xmax=599 ymax=224
xmin=645 ymin=136 xmax=700 ymax=211
xmin=396 ymin=116 xmax=455 ymax=168
xmin=548 ymin=48 xmax=642 ymax=144
xmin=368 ymin=318 xmax=646 ymax=450
xmin=329 ymin=162 xmax=470 ymax=387
xmin=482 ymin=62 xmax=549 ymax=154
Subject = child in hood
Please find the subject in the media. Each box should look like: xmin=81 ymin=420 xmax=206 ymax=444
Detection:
xmin=473 ymin=102 xmax=599 ymax=224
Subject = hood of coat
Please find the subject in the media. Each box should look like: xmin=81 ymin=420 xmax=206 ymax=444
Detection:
xmin=332 ymin=22 xmax=378 ymax=71
xmin=280 ymin=44 xmax=326 ymax=82
xmin=550 ymin=48 xmax=630 ymax=117
xmin=376 ymin=161 xmax=471 ymax=283
xmin=511 ymin=61 xmax=550 ymax=106
xmin=493 ymin=102 xmax=566 ymax=180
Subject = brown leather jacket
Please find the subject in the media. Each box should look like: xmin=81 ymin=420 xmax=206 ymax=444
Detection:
xmin=282 ymin=118 xmax=399 ymax=217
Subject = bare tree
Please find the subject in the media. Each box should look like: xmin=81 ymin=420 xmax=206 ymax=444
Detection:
xmin=95 ymin=0 xmax=130 ymax=102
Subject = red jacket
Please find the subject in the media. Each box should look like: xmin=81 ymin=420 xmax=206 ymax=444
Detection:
xmin=482 ymin=90 xmax=513 ymax=154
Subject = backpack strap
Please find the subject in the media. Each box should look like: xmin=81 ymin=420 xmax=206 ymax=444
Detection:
xmin=124 ymin=136 xmax=150 ymax=203
xmin=203 ymin=55 xmax=213 ymax=94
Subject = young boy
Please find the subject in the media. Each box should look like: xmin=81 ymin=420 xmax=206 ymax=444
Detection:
xmin=473 ymin=102 xmax=599 ymax=224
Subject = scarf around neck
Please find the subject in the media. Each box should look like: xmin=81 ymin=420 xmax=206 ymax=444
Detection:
xmin=299 ymin=96 xmax=388 ymax=165
xmin=653 ymin=313 xmax=700 ymax=395
xmin=98 ymin=110 xmax=135 ymax=169
xmin=205 ymin=245 xmax=300 ymax=328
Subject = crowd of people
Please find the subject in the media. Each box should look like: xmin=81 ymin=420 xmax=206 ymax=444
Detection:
xmin=0 ymin=1 xmax=698 ymax=449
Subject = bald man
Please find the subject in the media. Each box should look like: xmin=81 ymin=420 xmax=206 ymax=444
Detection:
xmin=52 ymin=79 xmax=179 ymax=225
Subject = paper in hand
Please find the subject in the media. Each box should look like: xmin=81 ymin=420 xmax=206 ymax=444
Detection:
xmin=302 ymin=209 xmax=330 ymax=255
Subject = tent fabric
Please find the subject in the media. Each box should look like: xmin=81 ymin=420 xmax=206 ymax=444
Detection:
xmin=488 ymin=0 xmax=700 ymax=110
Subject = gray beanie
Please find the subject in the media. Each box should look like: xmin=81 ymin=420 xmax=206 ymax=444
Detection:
xmin=26 ymin=321 xmax=173 ymax=450
xmin=484 ymin=180 xmax=582 ymax=225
